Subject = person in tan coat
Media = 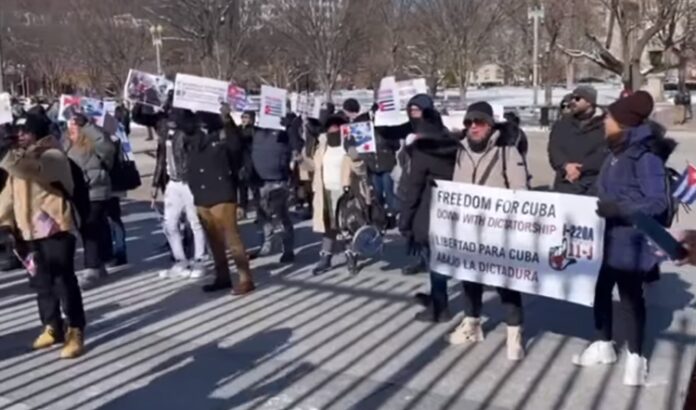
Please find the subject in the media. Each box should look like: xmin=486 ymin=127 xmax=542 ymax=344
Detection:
xmin=446 ymin=102 xmax=529 ymax=361
xmin=303 ymin=115 xmax=369 ymax=275
xmin=0 ymin=112 xmax=85 ymax=359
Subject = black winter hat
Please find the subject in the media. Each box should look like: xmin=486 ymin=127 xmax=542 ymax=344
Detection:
xmin=608 ymin=90 xmax=654 ymax=128
xmin=407 ymin=94 xmax=434 ymax=111
xmin=465 ymin=101 xmax=495 ymax=126
xmin=325 ymin=114 xmax=348 ymax=129
xmin=342 ymin=98 xmax=360 ymax=114
xmin=14 ymin=112 xmax=51 ymax=138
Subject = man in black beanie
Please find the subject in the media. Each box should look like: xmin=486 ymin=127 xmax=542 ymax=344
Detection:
xmin=548 ymin=85 xmax=607 ymax=195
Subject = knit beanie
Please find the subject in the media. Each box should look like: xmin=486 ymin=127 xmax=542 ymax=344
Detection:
xmin=342 ymin=98 xmax=360 ymax=114
xmin=607 ymin=90 xmax=654 ymax=128
xmin=14 ymin=112 xmax=51 ymax=138
xmin=465 ymin=101 xmax=495 ymax=126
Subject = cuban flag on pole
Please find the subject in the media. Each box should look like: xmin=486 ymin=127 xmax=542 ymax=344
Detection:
xmin=673 ymin=164 xmax=696 ymax=205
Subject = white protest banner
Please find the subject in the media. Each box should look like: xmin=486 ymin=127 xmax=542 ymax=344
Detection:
xmin=124 ymin=69 xmax=173 ymax=109
xmin=0 ymin=93 xmax=12 ymax=125
xmin=173 ymin=73 xmax=229 ymax=114
xmin=429 ymin=180 xmax=605 ymax=307
xmin=258 ymin=85 xmax=287 ymax=131
xmin=374 ymin=76 xmax=408 ymax=126
xmin=397 ymin=78 xmax=428 ymax=110
xmin=340 ymin=121 xmax=376 ymax=154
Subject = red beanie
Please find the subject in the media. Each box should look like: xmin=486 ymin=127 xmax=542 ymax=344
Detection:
xmin=607 ymin=90 xmax=654 ymax=128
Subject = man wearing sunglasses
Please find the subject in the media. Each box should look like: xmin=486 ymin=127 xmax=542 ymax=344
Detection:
xmin=548 ymin=85 xmax=607 ymax=196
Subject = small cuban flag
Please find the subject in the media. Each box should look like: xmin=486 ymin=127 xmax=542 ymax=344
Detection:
xmin=673 ymin=164 xmax=696 ymax=205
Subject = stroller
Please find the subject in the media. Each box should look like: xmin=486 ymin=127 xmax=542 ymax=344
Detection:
xmin=336 ymin=176 xmax=389 ymax=259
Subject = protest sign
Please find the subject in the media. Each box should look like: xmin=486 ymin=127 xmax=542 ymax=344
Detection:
xmin=124 ymin=69 xmax=173 ymax=109
xmin=340 ymin=121 xmax=376 ymax=154
xmin=58 ymin=95 xmax=82 ymax=122
xmin=310 ymin=96 xmax=323 ymax=119
xmin=258 ymin=85 xmax=287 ymax=131
xmin=374 ymin=76 xmax=408 ymax=126
xmin=0 ymin=93 xmax=12 ymax=124
xmin=397 ymin=78 xmax=428 ymax=110
xmin=429 ymin=180 xmax=605 ymax=307
xmin=228 ymin=84 xmax=249 ymax=112
xmin=173 ymin=73 xmax=229 ymax=114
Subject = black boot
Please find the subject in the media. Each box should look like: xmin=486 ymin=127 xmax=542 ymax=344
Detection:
xmin=312 ymin=253 xmax=333 ymax=276
xmin=345 ymin=251 xmax=360 ymax=276
xmin=414 ymin=305 xmax=452 ymax=323
xmin=402 ymin=260 xmax=427 ymax=276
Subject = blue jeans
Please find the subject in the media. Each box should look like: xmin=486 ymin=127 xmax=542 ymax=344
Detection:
xmin=371 ymin=172 xmax=399 ymax=212
xmin=106 ymin=197 xmax=126 ymax=257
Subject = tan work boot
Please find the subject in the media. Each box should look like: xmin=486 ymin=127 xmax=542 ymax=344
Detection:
xmin=507 ymin=326 xmax=525 ymax=361
xmin=33 ymin=325 xmax=64 ymax=350
xmin=60 ymin=328 xmax=85 ymax=359
xmin=446 ymin=317 xmax=484 ymax=345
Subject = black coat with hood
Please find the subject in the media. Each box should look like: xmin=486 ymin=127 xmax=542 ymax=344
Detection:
xmin=548 ymin=108 xmax=608 ymax=195
xmin=186 ymin=112 xmax=243 ymax=207
xmin=397 ymin=95 xmax=458 ymax=245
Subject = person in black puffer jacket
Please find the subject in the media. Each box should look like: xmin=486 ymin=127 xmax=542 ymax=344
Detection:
xmin=188 ymin=106 xmax=255 ymax=296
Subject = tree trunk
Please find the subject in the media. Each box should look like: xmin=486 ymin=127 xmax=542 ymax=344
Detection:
xmin=678 ymin=56 xmax=687 ymax=90
xmin=566 ymin=57 xmax=575 ymax=90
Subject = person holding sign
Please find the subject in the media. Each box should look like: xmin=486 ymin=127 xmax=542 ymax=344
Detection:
xmin=307 ymin=115 xmax=369 ymax=275
xmin=577 ymin=91 xmax=675 ymax=386
xmin=444 ymin=102 xmax=530 ymax=361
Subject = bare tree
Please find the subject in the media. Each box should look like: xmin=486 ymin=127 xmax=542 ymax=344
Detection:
xmin=558 ymin=0 xmax=685 ymax=90
xmin=268 ymin=0 xmax=375 ymax=100
xmin=145 ymin=0 xmax=258 ymax=80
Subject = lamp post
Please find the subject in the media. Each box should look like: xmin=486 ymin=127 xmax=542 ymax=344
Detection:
xmin=150 ymin=24 xmax=163 ymax=75
xmin=17 ymin=64 xmax=25 ymax=97
xmin=528 ymin=5 xmax=544 ymax=107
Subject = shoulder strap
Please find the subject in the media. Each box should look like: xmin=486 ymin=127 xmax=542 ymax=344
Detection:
xmin=477 ymin=149 xmax=501 ymax=186
xmin=501 ymin=146 xmax=510 ymax=189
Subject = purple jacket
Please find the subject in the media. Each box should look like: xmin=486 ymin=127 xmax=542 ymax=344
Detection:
xmin=597 ymin=123 xmax=676 ymax=273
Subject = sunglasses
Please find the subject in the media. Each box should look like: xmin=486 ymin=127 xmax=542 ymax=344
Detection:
xmin=573 ymin=96 xmax=584 ymax=102
xmin=464 ymin=119 xmax=489 ymax=128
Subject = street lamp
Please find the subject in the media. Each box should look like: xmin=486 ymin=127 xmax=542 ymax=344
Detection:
xmin=150 ymin=24 xmax=163 ymax=75
xmin=528 ymin=5 xmax=545 ymax=107
xmin=16 ymin=63 xmax=26 ymax=97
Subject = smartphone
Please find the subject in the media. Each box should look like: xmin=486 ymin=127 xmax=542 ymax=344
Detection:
xmin=630 ymin=213 xmax=689 ymax=261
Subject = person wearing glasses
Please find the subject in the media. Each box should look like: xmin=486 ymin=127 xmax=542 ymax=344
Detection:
xmin=548 ymin=85 xmax=607 ymax=196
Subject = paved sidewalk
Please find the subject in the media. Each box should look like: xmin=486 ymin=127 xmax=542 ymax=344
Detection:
xmin=0 ymin=129 xmax=695 ymax=409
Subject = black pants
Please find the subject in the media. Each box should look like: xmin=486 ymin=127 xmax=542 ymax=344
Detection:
xmin=105 ymin=197 xmax=126 ymax=257
xmin=238 ymin=179 xmax=250 ymax=211
xmin=462 ymin=281 xmax=524 ymax=326
xmin=82 ymin=200 xmax=113 ymax=269
xmin=28 ymin=233 xmax=85 ymax=329
xmin=594 ymin=267 xmax=646 ymax=355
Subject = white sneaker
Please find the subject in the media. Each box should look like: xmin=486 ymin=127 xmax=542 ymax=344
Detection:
xmin=169 ymin=262 xmax=191 ymax=279
xmin=446 ymin=317 xmax=484 ymax=345
xmin=624 ymin=352 xmax=648 ymax=386
xmin=572 ymin=341 xmax=617 ymax=367
xmin=188 ymin=261 xmax=207 ymax=279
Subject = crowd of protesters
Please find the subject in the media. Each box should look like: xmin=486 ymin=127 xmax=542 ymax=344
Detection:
xmin=0 ymin=85 xmax=694 ymax=390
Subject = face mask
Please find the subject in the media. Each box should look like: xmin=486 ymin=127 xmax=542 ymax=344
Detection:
xmin=327 ymin=132 xmax=341 ymax=147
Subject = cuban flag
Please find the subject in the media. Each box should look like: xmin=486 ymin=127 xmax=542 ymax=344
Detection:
xmin=377 ymin=89 xmax=397 ymax=112
xmin=673 ymin=164 xmax=696 ymax=205
xmin=264 ymin=96 xmax=284 ymax=117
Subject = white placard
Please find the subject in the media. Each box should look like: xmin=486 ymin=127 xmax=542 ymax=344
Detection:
xmin=374 ymin=76 xmax=408 ymax=126
xmin=429 ymin=180 xmax=605 ymax=307
xmin=0 ymin=93 xmax=12 ymax=125
xmin=258 ymin=85 xmax=287 ymax=131
xmin=397 ymin=78 xmax=428 ymax=110
xmin=340 ymin=121 xmax=376 ymax=154
xmin=123 ymin=69 xmax=173 ymax=109
xmin=173 ymin=73 xmax=229 ymax=114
